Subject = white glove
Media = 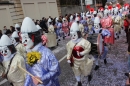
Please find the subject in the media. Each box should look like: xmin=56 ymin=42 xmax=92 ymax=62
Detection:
xmin=77 ymin=51 xmax=80 ymax=56
xmin=79 ymin=52 xmax=84 ymax=56
xmin=67 ymin=60 xmax=71 ymax=63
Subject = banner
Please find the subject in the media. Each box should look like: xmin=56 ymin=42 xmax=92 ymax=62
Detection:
xmin=85 ymin=0 xmax=93 ymax=5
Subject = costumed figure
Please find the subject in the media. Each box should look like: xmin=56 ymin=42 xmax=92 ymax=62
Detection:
xmin=15 ymin=24 xmax=22 ymax=42
xmin=0 ymin=35 xmax=26 ymax=86
xmin=86 ymin=15 xmax=94 ymax=35
xmin=69 ymin=15 xmax=74 ymax=29
xmin=66 ymin=22 xmax=93 ymax=86
xmin=75 ymin=17 xmax=84 ymax=37
xmin=113 ymin=7 xmax=122 ymax=39
xmin=11 ymin=31 xmax=26 ymax=58
xmin=20 ymin=17 xmax=60 ymax=86
xmin=44 ymin=18 xmax=57 ymax=47
xmin=62 ymin=18 xmax=69 ymax=37
xmin=90 ymin=22 xmax=111 ymax=70
xmin=101 ymin=9 xmax=114 ymax=45
xmin=80 ymin=15 xmax=87 ymax=37
xmin=55 ymin=17 xmax=65 ymax=41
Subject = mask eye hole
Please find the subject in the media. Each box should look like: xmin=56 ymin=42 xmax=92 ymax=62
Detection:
xmin=25 ymin=40 xmax=27 ymax=42
xmin=5 ymin=50 xmax=7 ymax=53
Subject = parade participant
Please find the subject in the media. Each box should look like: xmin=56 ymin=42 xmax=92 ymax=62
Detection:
xmin=44 ymin=18 xmax=58 ymax=47
xmin=15 ymin=24 xmax=20 ymax=33
xmin=66 ymin=22 xmax=93 ymax=86
xmin=124 ymin=15 xmax=129 ymax=43
xmin=20 ymin=17 xmax=60 ymax=86
xmin=0 ymin=34 xmax=26 ymax=86
xmin=75 ymin=17 xmax=84 ymax=36
xmin=62 ymin=17 xmax=69 ymax=37
xmin=86 ymin=15 xmax=94 ymax=34
xmin=101 ymin=9 xmax=114 ymax=45
xmin=11 ymin=31 xmax=26 ymax=58
xmin=80 ymin=15 xmax=87 ymax=37
xmin=113 ymin=7 xmax=122 ymax=39
xmin=69 ymin=15 xmax=74 ymax=29
xmin=92 ymin=22 xmax=111 ymax=70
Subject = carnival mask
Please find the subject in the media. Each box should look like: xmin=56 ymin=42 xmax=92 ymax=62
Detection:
xmin=21 ymin=33 xmax=34 ymax=49
xmin=0 ymin=46 xmax=11 ymax=58
xmin=10 ymin=37 xmax=16 ymax=45
xmin=70 ymin=32 xmax=78 ymax=41
xmin=94 ymin=24 xmax=100 ymax=29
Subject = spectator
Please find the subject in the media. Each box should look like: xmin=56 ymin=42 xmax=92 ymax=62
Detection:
xmin=10 ymin=26 xmax=15 ymax=33
xmin=2 ymin=26 xmax=7 ymax=34
xmin=124 ymin=15 xmax=129 ymax=43
xmin=40 ymin=17 xmax=48 ymax=33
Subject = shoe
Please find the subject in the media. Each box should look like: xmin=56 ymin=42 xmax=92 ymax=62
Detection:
xmin=125 ymin=73 xmax=129 ymax=77
xmin=94 ymin=65 xmax=99 ymax=70
xmin=77 ymin=82 xmax=82 ymax=86
xmin=63 ymin=37 xmax=65 ymax=40
xmin=104 ymin=59 xmax=107 ymax=65
xmin=88 ymin=75 xmax=92 ymax=82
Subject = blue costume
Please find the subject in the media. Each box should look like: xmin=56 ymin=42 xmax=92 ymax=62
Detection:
xmin=24 ymin=43 xmax=60 ymax=86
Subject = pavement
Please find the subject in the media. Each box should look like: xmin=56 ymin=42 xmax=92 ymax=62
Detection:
xmin=0 ymin=30 xmax=129 ymax=86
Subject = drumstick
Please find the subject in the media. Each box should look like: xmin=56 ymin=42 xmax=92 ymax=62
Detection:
xmin=18 ymin=65 xmax=43 ymax=84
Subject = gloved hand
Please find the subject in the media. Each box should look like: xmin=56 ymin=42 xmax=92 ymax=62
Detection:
xmin=67 ymin=60 xmax=71 ymax=63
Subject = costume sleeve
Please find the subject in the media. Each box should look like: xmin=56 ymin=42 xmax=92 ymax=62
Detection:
xmin=80 ymin=40 xmax=91 ymax=55
xmin=24 ymin=74 xmax=34 ymax=86
xmin=41 ymin=54 xmax=60 ymax=83
xmin=102 ymin=29 xmax=111 ymax=37
xmin=66 ymin=42 xmax=72 ymax=59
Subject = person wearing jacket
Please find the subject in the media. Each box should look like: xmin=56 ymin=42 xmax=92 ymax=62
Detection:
xmin=20 ymin=17 xmax=60 ymax=86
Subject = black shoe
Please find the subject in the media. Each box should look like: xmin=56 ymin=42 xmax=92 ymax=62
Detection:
xmin=88 ymin=75 xmax=92 ymax=82
xmin=58 ymin=39 xmax=60 ymax=41
xmin=63 ymin=37 xmax=65 ymax=40
xmin=117 ymin=36 xmax=119 ymax=39
xmin=10 ymin=83 xmax=14 ymax=86
xmin=104 ymin=59 xmax=107 ymax=65
xmin=125 ymin=73 xmax=129 ymax=77
xmin=94 ymin=65 xmax=99 ymax=70
xmin=78 ymin=82 xmax=82 ymax=86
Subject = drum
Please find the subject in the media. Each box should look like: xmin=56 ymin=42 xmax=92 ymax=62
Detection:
xmin=87 ymin=33 xmax=104 ymax=55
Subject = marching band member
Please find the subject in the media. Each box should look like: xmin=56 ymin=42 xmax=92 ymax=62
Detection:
xmin=66 ymin=22 xmax=93 ymax=86
xmin=20 ymin=17 xmax=60 ymax=86
xmin=0 ymin=35 xmax=26 ymax=86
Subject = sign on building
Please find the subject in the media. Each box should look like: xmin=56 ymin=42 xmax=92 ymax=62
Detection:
xmin=85 ymin=0 xmax=93 ymax=5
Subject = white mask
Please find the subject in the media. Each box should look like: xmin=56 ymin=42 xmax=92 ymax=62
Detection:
xmin=0 ymin=46 xmax=11 ymax=58
xmin=21 ymin=33 xmax=34 ymax=49
xmin=70 ymin=32 xmax=78 ymax=41
xmin=94 ymin=24 xmax=100 ymax=29
xmin=10 ymin=37 xmax=16 ymax=45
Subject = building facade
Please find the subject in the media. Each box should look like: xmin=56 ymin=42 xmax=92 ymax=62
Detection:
xmin=0 ymin=0 xmax=60 ymax=30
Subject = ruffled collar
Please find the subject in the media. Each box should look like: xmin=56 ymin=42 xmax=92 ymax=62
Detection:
xmin=72 ymin=38 xmax=82 ymax=44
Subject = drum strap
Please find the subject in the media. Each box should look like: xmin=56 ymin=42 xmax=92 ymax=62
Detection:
xmin=5 ymin=54 xmax=15 ymax=79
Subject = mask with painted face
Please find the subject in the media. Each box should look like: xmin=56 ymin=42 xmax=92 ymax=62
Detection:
xmin=0 ymin=46 xmax=11 ymax=58
xmin=21 ymin=33 xmax=34 ymax=49
xmin=94 ymin=24 xmax=101 ymax=33
xmin=70 ymin=32 xmax=78 ymax=41
xmin=10 ymin=37 xmax=16 ymax=45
